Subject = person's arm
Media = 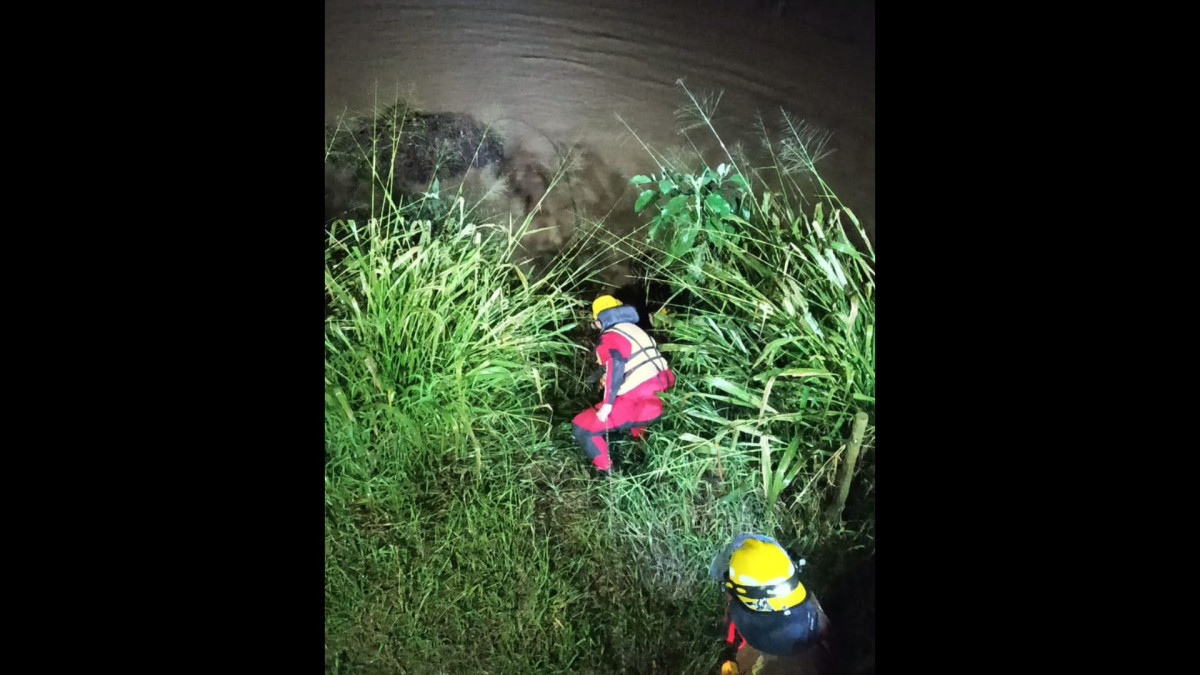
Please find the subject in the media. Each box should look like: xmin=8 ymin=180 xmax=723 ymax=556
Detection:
xmin=596 ymin=332 xmax=629 ymax=416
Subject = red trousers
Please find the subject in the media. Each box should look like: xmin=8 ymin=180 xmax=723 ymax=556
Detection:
xmin=572 ymin=370 xmax=674 ymax=470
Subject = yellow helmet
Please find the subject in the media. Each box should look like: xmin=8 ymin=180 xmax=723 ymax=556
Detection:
xmin=725 ymin=538 xmax=807 ymax=612
xmin=592 ymin=295 xmax=622 ymax=319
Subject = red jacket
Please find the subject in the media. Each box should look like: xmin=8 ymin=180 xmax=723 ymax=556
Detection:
xmin=594 ymin=307 xmax=671 ymax=404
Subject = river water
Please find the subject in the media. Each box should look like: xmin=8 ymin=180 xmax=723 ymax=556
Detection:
xmin=326 ymin=0 xmax=874 ymax=269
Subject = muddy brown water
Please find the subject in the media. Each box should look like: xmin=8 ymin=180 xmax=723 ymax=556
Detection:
xmin=326 ymin=0 xmax=874 ymax=281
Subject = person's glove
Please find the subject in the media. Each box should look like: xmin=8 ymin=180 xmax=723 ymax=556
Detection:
xmin=596 ymin=403 xmax=613 ymax=422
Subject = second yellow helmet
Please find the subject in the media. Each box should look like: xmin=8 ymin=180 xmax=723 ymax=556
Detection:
xmin=725 ymin=538 xmax=807 ymax=612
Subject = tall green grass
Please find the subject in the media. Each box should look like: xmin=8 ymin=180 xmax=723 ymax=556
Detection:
xmin=649 ymin=170 xmax=873 ymax=517
xmin=325 ymin=91 xmax=874 ymax=674
xmin=611 ymin=80 xmax=875 ymax=556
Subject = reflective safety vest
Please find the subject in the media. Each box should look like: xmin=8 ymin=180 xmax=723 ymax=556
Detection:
xmin=603 ymin=322 xmax=669 ymax=396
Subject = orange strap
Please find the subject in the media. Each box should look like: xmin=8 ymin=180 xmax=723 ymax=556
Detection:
xmin=725 ymin=621 xmax=747 ymax=650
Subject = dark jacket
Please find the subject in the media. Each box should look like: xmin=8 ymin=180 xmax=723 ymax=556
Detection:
xmin=730 ymin=592 xmax=825 ymax=656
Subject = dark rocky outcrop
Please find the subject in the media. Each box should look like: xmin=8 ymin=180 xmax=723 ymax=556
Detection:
xmin=325 ymin=109 xmax=505 ymax=223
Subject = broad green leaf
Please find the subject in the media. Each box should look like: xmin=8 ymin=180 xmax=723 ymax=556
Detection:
xmin=634 ymin=189 xmax=656 ymax=213
xmin=662 ymin=194 xmax=689 ymax=217
xmin=705 ymin=192 xmax=731 ymax=216
xmin=630 ymin=175 xmax=653 ymax=185
xmin=669 ymin=237 xmax=689 ymax=260
xmin=680 ymin=225 xmax=699 ymax=248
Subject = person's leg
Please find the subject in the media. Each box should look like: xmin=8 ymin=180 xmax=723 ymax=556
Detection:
xmin=575 ymin=393 xmax=647 ymax=468
xmin=628 ymin=395 xmax=662 ymax=440
xmin=629 ymin=371 xmax=673 ymax=439
xmin=622 ymin=382 xmax=665 ymax=439
xmin=575 ymin=378 xmax=672 ymax=468
xmin=572 ymin=405 xmax=613 ymax=470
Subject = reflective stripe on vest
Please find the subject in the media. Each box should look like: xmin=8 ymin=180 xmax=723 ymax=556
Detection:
xmin=604 ymin=323 xmax=669 ymax=396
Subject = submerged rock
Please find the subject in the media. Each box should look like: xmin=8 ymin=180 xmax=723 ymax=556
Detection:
xmin=325 ymin=109 xmax=505 ymax=222
xmin=364 ymin=110 xmax=504 ymax=185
